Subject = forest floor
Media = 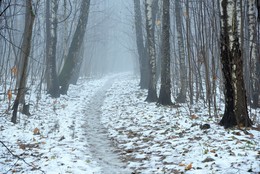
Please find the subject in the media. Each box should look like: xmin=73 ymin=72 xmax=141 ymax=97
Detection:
xmin=0 ymin=73 xmax=260 ymax=174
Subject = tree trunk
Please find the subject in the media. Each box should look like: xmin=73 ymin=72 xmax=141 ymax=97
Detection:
xmin=133 ymin=0 xmax=149 ymax=89
xmin=247 ymin=0 xmax=259 ymax=108
xmin=11 ymin=0 xmax=35 ymax=124
xmin=145 ymin=0 xmax=158 ymax=102
xmin=158 ymin=0 xmax=172 ymax=105
xmin=175 ymin=0 xmax=187 ymax=103
xmin=219 ymin=0 xmax=252 ymax=128
xmin=58 ymin=0 xmax=91 ymax=95
xmin=46 ymin=0 xmax=60 ymax=98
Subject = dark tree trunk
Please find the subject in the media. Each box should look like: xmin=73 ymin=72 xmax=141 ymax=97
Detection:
xmin=133 ymin=0 xmax=149 ymax=89
xmin=175 ymin=0 xmax=187 ymax=103
xmin=59 ymin=0 xmax=90 ymax=94
xmin=158 ymin=0 xmax=172 ymax=105
xmin=46 ymin=0 xmax=60 ymax=98
xmin=11 ymin=0 xmax=35 ymax=124
xmin=219 ymin=0 xmax=252 ymax=128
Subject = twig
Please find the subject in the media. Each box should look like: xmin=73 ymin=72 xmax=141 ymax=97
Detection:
xmin=0 ymin=141 xmax=46 ymax=174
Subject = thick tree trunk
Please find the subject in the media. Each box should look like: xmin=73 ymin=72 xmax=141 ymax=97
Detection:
xmin=175 ymin=0 xmax=187 ymax=103
xmin=158 ymin=0 xmax=172 ymax=105
xmin=59 ymin=0 xmax=90 ymax=95
xmin=133 ymin=0 xmax=149 ymax=89
xmin=219 ymin=0 xmax=252 ymax=128
xmin=46 ymin=0 xmax=60 ymax=98
xmin=11 ymin=0 xmax=35 ymax=124
xmin=145 ymin=0 xmax=157 ymax=102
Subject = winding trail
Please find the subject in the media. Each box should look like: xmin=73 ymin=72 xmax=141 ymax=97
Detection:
xmin=83 ymin=78 xmax=131 ymax=174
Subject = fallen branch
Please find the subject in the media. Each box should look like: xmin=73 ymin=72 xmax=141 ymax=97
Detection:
xmin=0 ymin=141 xmax=45 ymax=174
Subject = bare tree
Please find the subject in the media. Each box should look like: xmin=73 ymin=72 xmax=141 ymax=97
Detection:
xmin=45 ymin=0 xmax=59 ymax=98
xmin=219 ymin=0 xmax=252 ymax=128
xmin=11 ymin=0 xmax=35 ymax=124
xmin=133 ymin=0 xmax=149 ymax=89
xmin=145 ymin=0 xmax=157 ymax=102
xmin=175 ymin=0 xmax=187 ymax=103
xmin=157 ymin=0 xmax=172 ymax=105
xmin=58 ymin=0 xmax=91 ymax=95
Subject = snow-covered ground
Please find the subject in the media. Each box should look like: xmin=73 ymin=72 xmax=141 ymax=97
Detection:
xmin=0 ymin=73 xmax=260 ymax=174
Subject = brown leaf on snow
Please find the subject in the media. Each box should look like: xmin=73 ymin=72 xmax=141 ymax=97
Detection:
xmin=18 ymin=143 xmax=39 ymax=150
xmin=190 ymin=114 xmax=198 ymax=120
xmin=19 ymin=143 xmax=26 ymax=150
xmin=185 ymin=163 xmax=192 ymax=170
xmin=33 ymin=128 xmax=40 ymax=135
xmin=178 ymin=163 xmax=186 ymax=166
xmin=210 ymin=149 xmax=216 ymax=153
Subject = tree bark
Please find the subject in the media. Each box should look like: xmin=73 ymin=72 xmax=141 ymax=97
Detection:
xmin=46 ymin=0 xmax=60 ymax=98
xmin=133 ymin=0 xmax=149 ymax=89
xmin=175 ymin=0 xmax=187 ymax=103
xmin=219 ymin=0 xmax=252 ymax=128
xmin=11 ymin=0 xmax=35 ymax=124
xmin=145 ymin=0 xmax=158 ymax=102
xmin=58 ymin=0 xmax=91 ymax=95
xmin=158 ymin=0 xmax=172 ymax=105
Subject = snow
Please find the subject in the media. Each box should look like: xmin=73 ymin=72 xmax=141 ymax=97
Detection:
xmin=1 ymin=73 xmax=260 ymax=174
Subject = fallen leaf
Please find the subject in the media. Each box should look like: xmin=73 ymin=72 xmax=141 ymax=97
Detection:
xmin=210 ymin=149 xmax=216 ymax=153
xmin=185 ymin=163 xmax=192 ymax=170
xmin=33 ymin=128 xmax=40 ymax=135
xmin=190 ymin=114 xmax=198 ymax=119
xmin=19 ymin=144 xmax=26 ymax=150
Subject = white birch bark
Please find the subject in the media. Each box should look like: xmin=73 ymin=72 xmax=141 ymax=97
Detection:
xmin=145 ymin=0 xmax=157 ymax=102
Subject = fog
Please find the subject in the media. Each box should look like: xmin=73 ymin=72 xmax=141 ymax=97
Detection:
xmin=82 ymin=0 xmax=136 ymax=76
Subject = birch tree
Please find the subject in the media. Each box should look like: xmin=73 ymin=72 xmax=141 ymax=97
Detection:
xmin=158 ymin=0 xmax=172 ymax=105
xmin=145 ymin=0 xmax=157 ymax=102
xmin=219 ymin=0 xmax=252 ymax=128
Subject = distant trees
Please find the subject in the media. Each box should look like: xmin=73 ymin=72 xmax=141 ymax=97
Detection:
xmin=0 ymin=0 xmax=258 ymax=128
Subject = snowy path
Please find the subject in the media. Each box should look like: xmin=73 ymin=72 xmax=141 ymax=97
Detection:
xmin=82 ymin=78 xmax=131 ymax=174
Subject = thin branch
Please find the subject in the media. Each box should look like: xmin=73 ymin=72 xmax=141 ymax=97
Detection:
xmin=0 ymin=141 xmax=46 ymax=174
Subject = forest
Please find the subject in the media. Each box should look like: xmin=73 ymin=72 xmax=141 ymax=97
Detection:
xmin=0 ymin=0 xmax=260 ymax=173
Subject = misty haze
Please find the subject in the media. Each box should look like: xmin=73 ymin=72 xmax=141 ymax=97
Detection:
xmin=0 ymin=0 xmax=259 ymax=174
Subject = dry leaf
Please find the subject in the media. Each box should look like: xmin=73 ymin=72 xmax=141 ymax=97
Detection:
xmin=11 ymin=66 xmax=17 ymax=76
xmin=210 ymin=149 xmax=216 ymax=153
xmin=178 ymin=163 xmax=186 ymax=166
xmin=7 ymin=90 xmax=12 ymax=101
xmin=185 ymin=163 xmax=192 ymax=170
xmin=190 ymin=114 xmax=198 ymax=119
xmin=33 ymin=128 xmax=40 ymax=135
xmin=19 ymin=143 xmax=26 ymax=150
